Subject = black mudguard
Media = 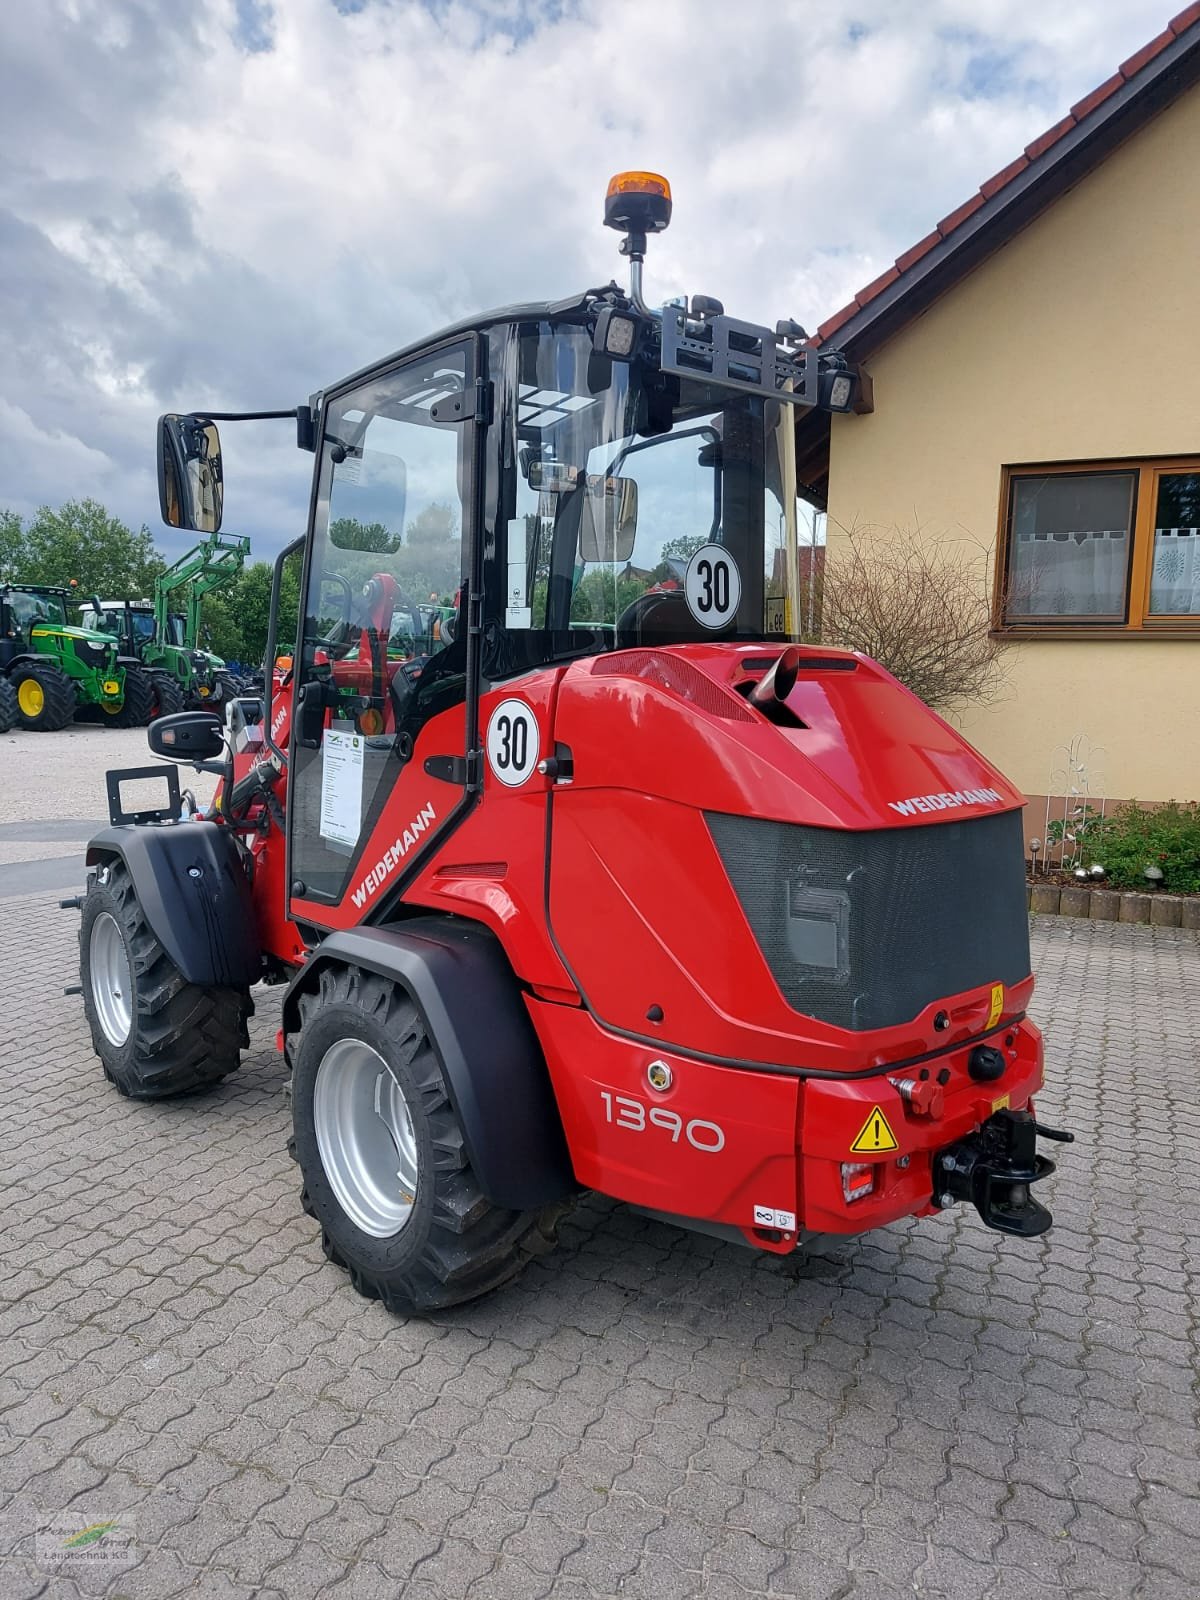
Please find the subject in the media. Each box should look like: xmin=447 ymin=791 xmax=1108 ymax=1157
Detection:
xmin=86 ymin=821 xmax=261 ymax=989
xmin=282 ymin=918 xmax=577 ymax=1212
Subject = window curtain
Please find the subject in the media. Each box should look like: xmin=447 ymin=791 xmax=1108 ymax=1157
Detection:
xmin=1150 ymin=526 xmax=1200 ymax=615
xmin=1009 ymin=527 xmax=1129 ymax=616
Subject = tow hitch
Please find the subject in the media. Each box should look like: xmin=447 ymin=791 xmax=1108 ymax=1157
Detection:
xmin=934 ymin=1109 xmax=1073 ymax=1237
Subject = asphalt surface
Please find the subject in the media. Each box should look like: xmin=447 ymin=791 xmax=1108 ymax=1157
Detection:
xmin=0 ymin=772 xmax=1197 ymax=1597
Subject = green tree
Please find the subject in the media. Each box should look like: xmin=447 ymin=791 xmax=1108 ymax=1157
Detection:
xmin=329 ymin=517 xmax=402 ymax=554
xmin=0 ymin=509 xmax=27 ymax=581
xmin=394 ymin=502 xmax=460 ymax=599
xmin=17 ymin=499 xmax=164 ymax=600
xmin=197 ymin=557 xmax=302 ymax=667
xmin=659 ymin=534 xmax=706 ymax=564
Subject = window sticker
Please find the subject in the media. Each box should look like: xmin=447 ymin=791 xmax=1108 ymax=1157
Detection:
xmin=320 ymin=729 xmax=364 ymax=846
xmin=685 ymin=543 xmax=741 ymax=628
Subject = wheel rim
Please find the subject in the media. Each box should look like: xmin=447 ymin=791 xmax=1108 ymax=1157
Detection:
xmin=89 ymin=912 xmax=133 ymax=1047
xmin=313 ymin=1039 xmax=419 ymax=1238
xmin=18 ymin=679 xmax=44 ymax=717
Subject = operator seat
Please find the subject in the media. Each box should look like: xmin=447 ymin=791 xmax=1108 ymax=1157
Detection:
xmin=616 ymin=587 xmax=720 ymax=646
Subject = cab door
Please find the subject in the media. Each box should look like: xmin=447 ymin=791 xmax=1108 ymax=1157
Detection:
xmin=286 ymin=337 xmax=482 ymax=928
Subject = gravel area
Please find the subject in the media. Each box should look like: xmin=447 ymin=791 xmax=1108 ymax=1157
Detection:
xmin=0 ymin=725 xmax=219 ymax=830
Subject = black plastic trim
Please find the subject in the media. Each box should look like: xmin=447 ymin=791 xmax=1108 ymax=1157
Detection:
xmin=280 ymin=919 xmax=577 ymax=1210
xmin=86 ymin=820 xmax=261 ymax=988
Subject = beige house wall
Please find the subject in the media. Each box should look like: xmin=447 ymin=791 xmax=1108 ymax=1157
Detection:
xmin=825 ymin=83 xmax=1200 ymax=803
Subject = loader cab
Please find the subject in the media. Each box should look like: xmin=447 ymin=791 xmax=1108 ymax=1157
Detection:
xmin=155 ymin=171 xmax=863 ymax=930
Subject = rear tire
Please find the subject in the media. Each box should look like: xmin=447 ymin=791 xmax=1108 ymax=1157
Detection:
xmin=148 ymin=672 xmax=185 ymax=718
xmin=0 ymin=675 xmax=16 ymax=733
xmin=80 ymin=859 xmax=251 ymax=1097
xmin=11 ymin=662 xmax=76 ymax=731
xmin=288 ymin=965 xmax=558 ymax=1313
xmin=101 ymin=666 xmax=154 ymax=728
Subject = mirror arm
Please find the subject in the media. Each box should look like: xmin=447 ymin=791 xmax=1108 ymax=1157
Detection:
xmin=263 ymin=535 xmax=306 ymax=766
xmin=192 ymin=408 xmax=303 ymax=423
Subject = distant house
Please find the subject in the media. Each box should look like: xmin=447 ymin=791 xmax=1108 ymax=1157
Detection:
xmin=798 ymin=7 xmax=1200 ymax=819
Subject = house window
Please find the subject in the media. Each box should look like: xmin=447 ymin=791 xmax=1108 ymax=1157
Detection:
xmin=998 ymin=460 xmax=1200 ymax=633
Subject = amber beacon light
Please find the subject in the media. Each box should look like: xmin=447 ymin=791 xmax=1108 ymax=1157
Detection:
xmin=604 ymin=171 xmax=673 ymax=235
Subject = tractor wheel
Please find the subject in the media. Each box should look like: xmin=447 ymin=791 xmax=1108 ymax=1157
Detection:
xmin=211 ymin=672 xmax=239 ymax=705
xmin=0 ymin=675 xmax=16 ymax=734
xmin=148 ymin=673 xmax=185 ymax=719
xmin=288 ymin=965 xmax=558 ymax=1314
xmin=11 ymin=662 xmax=77 ymax=731
xmin=80 ymin=859 xmax=252 ymax=1098
xmin=100 ymin=666 xmax=154 ymax=729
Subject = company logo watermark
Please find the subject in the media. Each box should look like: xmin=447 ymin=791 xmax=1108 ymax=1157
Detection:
xmin=35 ymin=1510 xmax=136 ymax=1571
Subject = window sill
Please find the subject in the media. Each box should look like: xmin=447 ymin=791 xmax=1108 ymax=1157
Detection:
xmin=992 ymin=625 xmax=1200 ymax=640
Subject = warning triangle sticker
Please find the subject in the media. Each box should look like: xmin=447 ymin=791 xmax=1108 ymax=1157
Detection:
xmin=849 ymin=1105 xmax=899 ymax=1154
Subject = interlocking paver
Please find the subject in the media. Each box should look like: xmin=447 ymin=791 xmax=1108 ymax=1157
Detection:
xmin=1 ymin=891 xmax=1198 ymax=1598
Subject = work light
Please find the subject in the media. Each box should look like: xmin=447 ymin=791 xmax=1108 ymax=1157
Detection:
xmin=821 ymin=370 xmax=856 ymax=412
xmin=593 ymin=305 xmax=640 ymax=361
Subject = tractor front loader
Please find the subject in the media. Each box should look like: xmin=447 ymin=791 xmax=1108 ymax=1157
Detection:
xmin=1 ymin=584 xmax=153 ymax=731
xmin=75 ymin=173 xmax=1071 ymax=1316
xmin=82 ymin=532 xmax=250 ymax=716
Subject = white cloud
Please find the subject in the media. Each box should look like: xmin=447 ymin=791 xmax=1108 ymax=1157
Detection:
xmin=0 ymin=0 xmax=1170 ymax=554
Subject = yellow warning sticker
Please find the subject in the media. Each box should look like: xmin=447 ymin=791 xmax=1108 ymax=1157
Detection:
xmin=849 ymin=1105 xmax=899 ymax=1154
xmin=992 ymin=1093 xmax=1011 ymax=1113
xmin=987 ymin=982 xmax=1004 ymax=1029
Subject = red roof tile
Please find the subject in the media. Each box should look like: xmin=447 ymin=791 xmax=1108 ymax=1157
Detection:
xmin=1025 ymin=115 xmax=1075 ymax=161
xmin=813 ymin=12 xmax=1200 ymax=348
xmin=855 ymin=265 xmax=901 ymax=307
xmin=979 ymin=154 xmax=1030 ymax=199
xmin=1120 ymin=28 xmax=1175 ymax=78
xmin=816 ymin=302 xmax=859 ymax=343
xmin=936 ymin=192 xmax=985 ymax=236
xmin=894 ymin=229 xmax=941 ymax=273
xmin=1070 ymin=72 xmax=1123 ymax=120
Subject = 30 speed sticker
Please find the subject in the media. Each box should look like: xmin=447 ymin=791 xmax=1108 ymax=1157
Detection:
xmin=485 ymin=698 xmax=540 ymax=787
xmin=684 ymin=543 xmax=742 ymax=629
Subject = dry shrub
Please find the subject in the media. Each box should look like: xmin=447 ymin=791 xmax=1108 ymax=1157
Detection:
xmin=819 ymin=526 xmax=1004 ymax=711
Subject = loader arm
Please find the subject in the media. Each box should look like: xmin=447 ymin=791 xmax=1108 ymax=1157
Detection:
xmin=153 ymin=532 xmax=251 ymax=648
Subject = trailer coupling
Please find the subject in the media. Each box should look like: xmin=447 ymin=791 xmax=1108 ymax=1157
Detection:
xmin=934 ymin=1108 xmax=1073 ymax=1238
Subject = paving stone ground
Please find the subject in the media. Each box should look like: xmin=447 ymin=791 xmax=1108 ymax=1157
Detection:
xmin=0 ymin=895 xmax=1197 ymax=1600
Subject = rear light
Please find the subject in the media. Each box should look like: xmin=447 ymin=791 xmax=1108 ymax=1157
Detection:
xmin=841 ymin=1162 xmax=876 ymax=1203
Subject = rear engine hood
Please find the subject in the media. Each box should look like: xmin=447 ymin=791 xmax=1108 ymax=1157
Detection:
xmin=553 ymin=642 xmax=1023 ymax=828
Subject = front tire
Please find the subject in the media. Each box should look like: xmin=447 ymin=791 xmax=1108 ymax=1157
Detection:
xmin=80 ymin=859 xmax=251 ymax=1097
xmin=148 ymin=672 xmax=185 ymax=718
xmin=11 ymin=662 xmax=76 ymax=731
xmin=100 ymin=666 xmax=154 ymax=728
xmin=288 ymin=965 xmax=557 ymax=1313
xmin=0 ymin=675 xmax=16 ymax=733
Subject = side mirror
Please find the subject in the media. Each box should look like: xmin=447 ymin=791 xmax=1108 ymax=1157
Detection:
xmin=147 ymin=710 xmax=225 ymax=762
xmin=579 ymin=473 xmax=638 ymax=564
xmin=158 ymin=413 xmax=224 ymax=532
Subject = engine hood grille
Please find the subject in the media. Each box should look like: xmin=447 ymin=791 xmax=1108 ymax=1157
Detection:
xmin=707 ymin=808 xmax=1030 ymax=1032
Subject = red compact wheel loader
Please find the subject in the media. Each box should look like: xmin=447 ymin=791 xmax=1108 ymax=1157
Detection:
xmin=75 ymin=173 xmax=1071 ymax=1313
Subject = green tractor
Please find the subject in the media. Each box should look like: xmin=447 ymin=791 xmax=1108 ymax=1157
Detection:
xmin=81 ymin=532 xmax=249 ymax=714
xmin=0 ymin=584 xmax=153 ymax=732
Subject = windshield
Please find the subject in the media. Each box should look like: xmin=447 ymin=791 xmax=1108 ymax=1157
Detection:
xmin=165 ymin=614 xmax=186 ymax=647
xmin=491 ymin=321 xmax=802 ymax=667
xmin=10 ymin=592 xmax=67 ymax=630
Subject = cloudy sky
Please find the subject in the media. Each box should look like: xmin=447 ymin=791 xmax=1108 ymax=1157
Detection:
xmin=0 ymin=0 xmax=1171 ymax=563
